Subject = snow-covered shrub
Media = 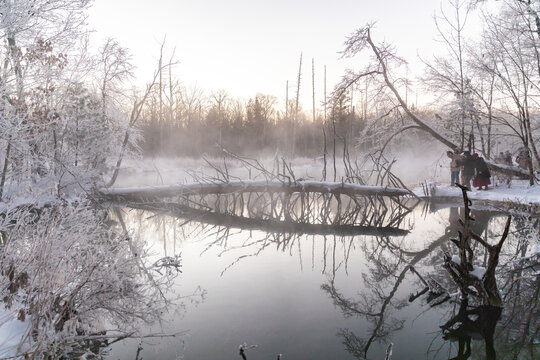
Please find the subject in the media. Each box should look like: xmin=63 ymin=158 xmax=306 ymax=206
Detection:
xmin=0 ymin=1 xmax=180 ymax=357
xmin=0 ymin=201 xmax=181 ymax=357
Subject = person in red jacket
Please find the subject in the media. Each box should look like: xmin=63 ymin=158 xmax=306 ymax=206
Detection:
xmin=472 ymin=153 xmax=491 ymax=190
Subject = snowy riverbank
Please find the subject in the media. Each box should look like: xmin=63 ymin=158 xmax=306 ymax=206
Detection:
xmin=413 ymin=180 xmax=540 ymax=207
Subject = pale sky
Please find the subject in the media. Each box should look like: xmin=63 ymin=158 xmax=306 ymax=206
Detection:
xmin=88 ymin=0 xmax=479 ymax=108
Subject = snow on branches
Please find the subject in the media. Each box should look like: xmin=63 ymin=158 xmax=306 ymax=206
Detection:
xmin=0 ymin=201 xmax=184 ymax=358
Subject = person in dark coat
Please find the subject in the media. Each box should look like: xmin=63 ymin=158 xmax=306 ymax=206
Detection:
xmin=472 ymin=153 xmax=491 ymax=190
xmin=446 ymin=147 xmax=462 ymax=186
xmin=515 ymin=147 xmax=531 ymax=170
xmin=503 ymin=150 xmax=512 ymax=166
xmin=458 ymin=151 xmax=476 ymax=189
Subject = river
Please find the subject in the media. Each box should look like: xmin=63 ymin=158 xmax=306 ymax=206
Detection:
xmin=105 ymin=199 xmax=537 ymax=359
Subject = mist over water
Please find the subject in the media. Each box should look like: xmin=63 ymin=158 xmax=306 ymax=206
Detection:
xmin=116 ymin=139 xmax=449 ymax=189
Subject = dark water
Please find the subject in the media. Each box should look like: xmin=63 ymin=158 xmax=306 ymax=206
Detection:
xmin=107 ymin=202 xmax=538 ymax=360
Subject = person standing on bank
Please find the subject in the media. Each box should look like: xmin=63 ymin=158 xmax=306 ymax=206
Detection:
xmin=446 ymin=147 xmax=462 ymax=186
xmin=503 ymin=150 xmax=512 ymax=166
xmin=458 ymin=151 xmax=476 ymax=189
xmin=472 ymin=153 xmax=491 ymax=190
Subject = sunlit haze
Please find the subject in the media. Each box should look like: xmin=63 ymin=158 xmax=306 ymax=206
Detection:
xmin=88 ymin=0 xmax=460 ymax=107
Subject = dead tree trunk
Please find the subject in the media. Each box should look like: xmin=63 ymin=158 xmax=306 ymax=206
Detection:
xmin=443 ymin=184 xmax=511 ymax=307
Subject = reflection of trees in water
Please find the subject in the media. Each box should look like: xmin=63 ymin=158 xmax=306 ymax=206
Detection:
xmin=121 ymin=197 xmax=414 ymax=276
xmin=117 ymin=200 xmax=538 ymax=359
xmin=111 ymin=184 xmax=415 ymax=229
xmin=322 ymin=206 xmax=538 ymax=360
xmin=493 ymin=215 xmax=539 ymax=359
xmin=440 ymin=300 xmax=502 ymax=360
xmin=119 ymin=199 xmax=419 ymax=357
xmin=321 ymin=225 xmax=452 ymax=359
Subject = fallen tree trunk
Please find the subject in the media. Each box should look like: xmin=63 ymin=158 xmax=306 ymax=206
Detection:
xmin=99 ymin=180 xmax=411 ymax=202
xmin=485 ymin=160 xmax=531 ymax=179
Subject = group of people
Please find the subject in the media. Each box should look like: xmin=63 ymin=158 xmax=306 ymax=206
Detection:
xmin=494 ymin=150 xmax=513 ymax=167
xmin=447 ymin=148 xmax=492 ymax=190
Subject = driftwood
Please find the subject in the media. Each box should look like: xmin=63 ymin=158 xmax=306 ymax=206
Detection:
xmin=443 ymin=184 xmax=511 ymax=307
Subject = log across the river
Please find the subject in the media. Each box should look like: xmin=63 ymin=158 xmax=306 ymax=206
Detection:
xmin=99 ymin=180 xmax=411 ymax=201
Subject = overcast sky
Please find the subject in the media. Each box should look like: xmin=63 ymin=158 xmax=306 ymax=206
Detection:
xmin=88 ymin=0 xmax=480 ymax=108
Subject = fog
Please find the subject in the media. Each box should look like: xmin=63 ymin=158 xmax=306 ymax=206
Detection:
xmin=117 ymin=137 xmax=449 ymax=189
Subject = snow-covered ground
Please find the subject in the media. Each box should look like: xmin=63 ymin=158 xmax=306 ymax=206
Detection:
xmin=0 ymin=310 xmax=29 ymax=358
xmin=414 ymin=180 xmax=540 ymax=206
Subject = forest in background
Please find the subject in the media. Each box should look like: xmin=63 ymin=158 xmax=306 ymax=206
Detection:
xmin=137 ymin=0 xmax=540 ymax=166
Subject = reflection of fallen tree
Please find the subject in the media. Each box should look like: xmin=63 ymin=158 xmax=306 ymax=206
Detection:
xmin=101 ymin=181 xmax=415 ymax=231
xmin=123 ymin=201 xmax=410 ymax=238
xmin=118 ymin=198 xmax=414 ymax=277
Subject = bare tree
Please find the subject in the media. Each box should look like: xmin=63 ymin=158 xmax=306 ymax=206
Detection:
xmin=97 ymin=38 xmax=134 ymax=115
xmin=210 ymin=89 xmax=229 ymax=144
xmin=335 ymin=23 xmax=530 ymax=180
xmin=423 ymin=0 xmax=481 ymax=152
xmin=471 ymin=1 xmax=540 ymax=168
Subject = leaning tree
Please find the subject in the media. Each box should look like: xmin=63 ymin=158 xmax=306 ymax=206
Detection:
xmin=333 ymin=23 xmax=532 ymax=182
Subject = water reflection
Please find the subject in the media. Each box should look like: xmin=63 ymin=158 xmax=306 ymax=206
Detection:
xmin=321 ymin=205 xmax=538 ymax=359
xmin=111 ymin=200 xmax=538 ymax=359
xmin=441 ymin=300 xmax=502 ymax=360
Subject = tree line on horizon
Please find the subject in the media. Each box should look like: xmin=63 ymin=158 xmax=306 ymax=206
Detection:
xmin=137 ymin=0 xmax=540 ymax=174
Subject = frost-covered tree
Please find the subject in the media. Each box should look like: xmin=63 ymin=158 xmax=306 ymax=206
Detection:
xmin=0 ymin=1 xmax=185 ymax=357
xmin=0 ymin=203 xmax=182 ymax=358
xmin=472 ymin=1 xmax=540 ymax=182
xmin=0 ymin=0 xmax=142 ymax=200
xmin=423 ymin=0 xmax=478 ymax=151
xmin=335 ymin=20 xmax=530 ymax=181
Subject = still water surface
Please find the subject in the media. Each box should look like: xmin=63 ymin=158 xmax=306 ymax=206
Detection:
xmin=107 ymin=202 xmax=537 ymax=359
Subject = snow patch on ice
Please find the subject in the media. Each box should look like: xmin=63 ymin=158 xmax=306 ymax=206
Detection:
xmin=0 ymin=309 xmax=30 ymax=358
